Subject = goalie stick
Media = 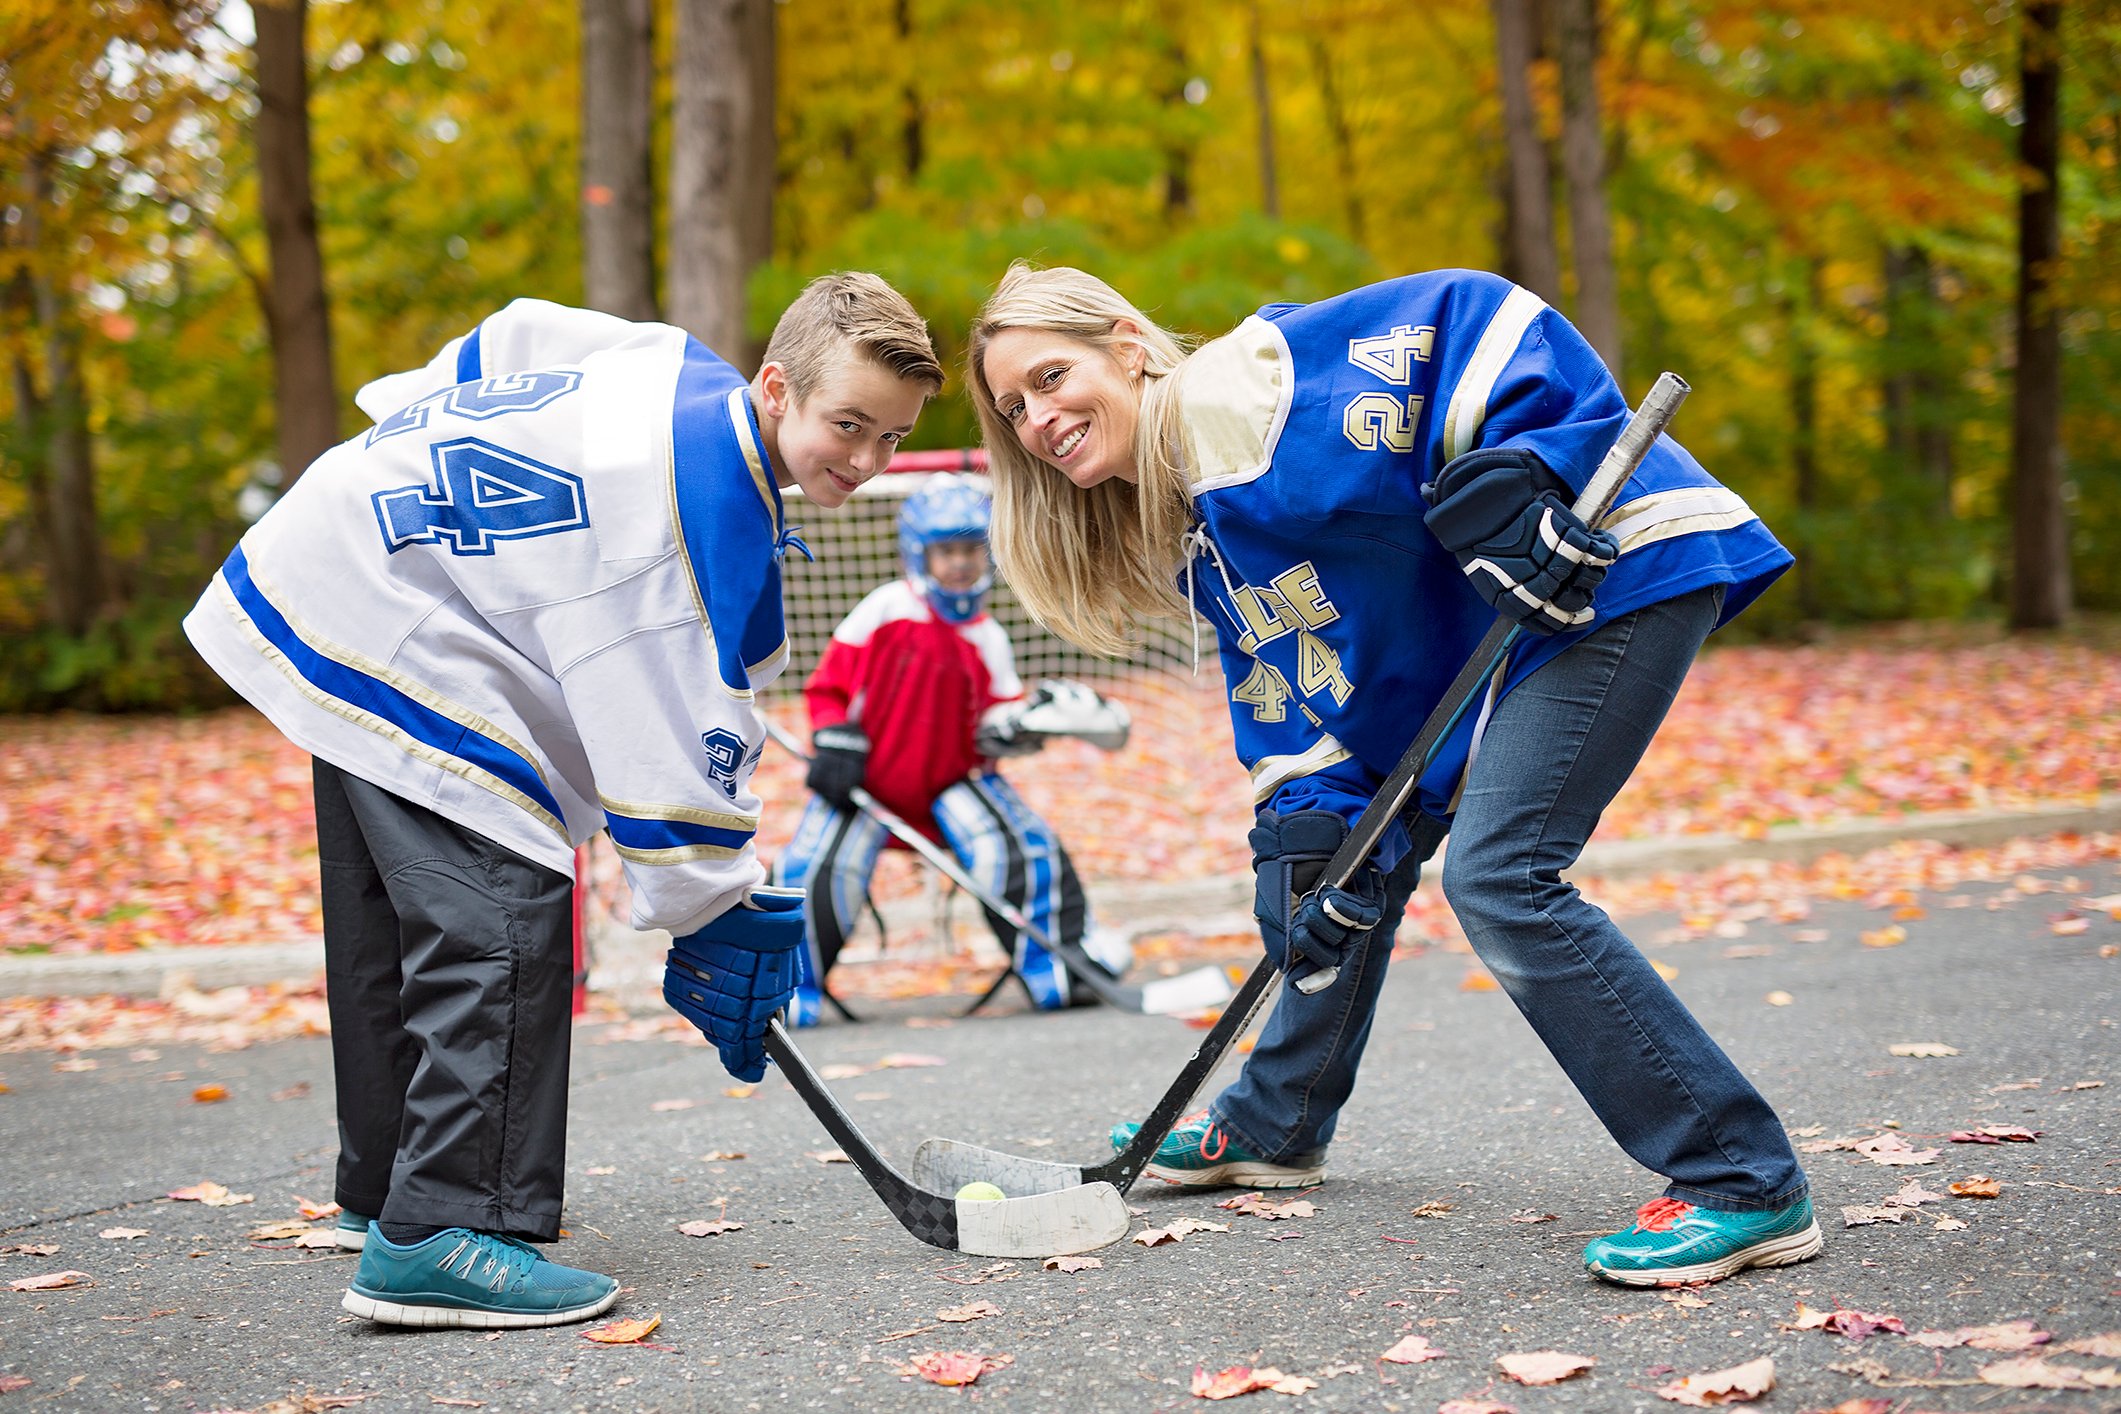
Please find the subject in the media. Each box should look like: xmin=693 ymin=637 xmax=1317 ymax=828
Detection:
xmin=762 ymin=1019 xmax=1129 ymax=1257
xmin=908 ymin=373 xmax=1690 ymax=1193
xmin=763 ymin=716 xmax=1235 ymax=1017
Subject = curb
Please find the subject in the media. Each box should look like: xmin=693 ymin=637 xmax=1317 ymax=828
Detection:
xmin=6 ymin=795 xmax=2115 ymax=1001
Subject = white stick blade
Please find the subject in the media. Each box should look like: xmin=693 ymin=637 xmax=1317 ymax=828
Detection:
xmin=1137 ymin=965 xmax=1238 ymax=1016
xmin=954 ymin=1181 xmax=1129 ymax=1258
xmin=911 ymin=1138 xmax=1085 ymax=1196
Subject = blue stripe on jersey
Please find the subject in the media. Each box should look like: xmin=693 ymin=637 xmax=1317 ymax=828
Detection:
xmin=602 ymin=809 xmax=753 ymax=854
xmin=220 ymin=544 xmax=564 ymax=822
xmin=456 ymin=325 xmax=483 ymax=383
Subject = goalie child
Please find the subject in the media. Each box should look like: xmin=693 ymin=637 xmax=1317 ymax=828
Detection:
xmin=185 ymin=277 xmax=943 ymax=1330
xmin=773 ymin=474 xmax=1134 ymax=1019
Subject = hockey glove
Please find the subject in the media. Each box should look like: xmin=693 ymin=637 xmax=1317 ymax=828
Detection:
xmin=806 ymin=724 xmax=870 ymax=809
xmin=1250 ymin=809 xmax=1388 ymax=991
xmin=663 ymin=887 xmax=806 ymax=1082
xmin=1422 ymin=447 xmax=1619 ymax=636
xmin=975 ymin=694 xmax=1047 ymax=759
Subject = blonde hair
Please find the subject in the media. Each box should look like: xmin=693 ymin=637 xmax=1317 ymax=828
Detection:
xmin=762 ymin=271 xmax=944 ymax=400
xmin=967 ymin=264 xmax=1195 ymax=658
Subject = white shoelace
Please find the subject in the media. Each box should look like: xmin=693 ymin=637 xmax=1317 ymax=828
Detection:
xmin=1179 ymin=520 xmax=1251 ymax=679
xmin=437 ymin=1233 xmax=533 ymax=1293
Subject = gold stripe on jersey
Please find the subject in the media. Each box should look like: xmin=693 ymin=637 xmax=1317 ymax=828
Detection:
xmin=1443 ymin=286 xmax=1546 ymax=461
xmin=610 ymin=840 xmax=747 ymax=866
xmin=215 ymin=578 xmax=570 ymax=844
xmin=598 ymin=793 xmax=759 ymax=833
xmin=1599 ymin=487 xmax=1760 ymax=554
xmin=1248 ymin=733 xmax=1355 ymax=805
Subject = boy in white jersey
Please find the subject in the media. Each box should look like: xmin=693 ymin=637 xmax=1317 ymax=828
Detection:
xmin=185 ymin=274 xmax=942 ymax=1329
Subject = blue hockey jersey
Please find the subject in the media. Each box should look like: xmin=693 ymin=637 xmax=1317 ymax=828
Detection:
xmin=1174 ymin=270 xmax=1791 ymax=869
xmin=186 ymin=300 xmax=793 ymax=935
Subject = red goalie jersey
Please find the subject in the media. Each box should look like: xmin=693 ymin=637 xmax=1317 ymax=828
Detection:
xmin=804 ymin=576 xmax=1023 ymax=837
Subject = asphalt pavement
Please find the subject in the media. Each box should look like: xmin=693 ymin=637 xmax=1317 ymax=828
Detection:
xmin=2 ymin=852 xmax=2118 ymax=1412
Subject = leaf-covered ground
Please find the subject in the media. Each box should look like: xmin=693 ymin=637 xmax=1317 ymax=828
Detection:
xmin=3 ymin=624 xmax=2117 ymax=956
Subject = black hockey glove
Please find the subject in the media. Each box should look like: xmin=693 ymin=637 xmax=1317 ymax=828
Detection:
xmin=806 ymin=724 xmax=869 ymax=809
xmin=1422 ymin=447 xmax=1619 ymax=636
xmin=1250 ymin=809 xmax=1388 ymax=991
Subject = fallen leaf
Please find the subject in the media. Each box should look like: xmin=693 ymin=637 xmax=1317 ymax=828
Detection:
xmin=1883 ymin=1178 xmax=1945 ymax=1207
xmin=698 ymin=1151 xmax=746 ymax=1162
xmin=819 ymin=1063 xmax=868 ymax=1081
xmin=0 ymin=1376 xmax=28 ymax=1393
xmin=874 ymin=1053 xmax=947 ymax=1069
xmin=98 ymin=1228 xmax=148 ymax=1241
xmin=1505 ymin=1210 xmax=1558 ymax=1224
xmin=1908 ymin=1320 xmax=2049 ymax=1352
xmin=1808 ymin=1401 xmax=1891 ymax=1414
xmin=1662 ymin=1290 xmax=1711 ymax=1309
xmin=1409 ymin=1201 xmax=1454 ymax=1218
xmin=7 ymin=1271 xmax=91 ymax=1291
xmin=1217 ymin=1192 xmax=1316 ymax=1220
xmin=676 ymin=1219 xmax=742 ymax=1237
xmin=903 ymin=1351 xmax=1011 ymax=1387
xmin=1948 ymin=1124 xmax=2040 ymax=1143
xmin=2049 ymin=914 xmax=2091 ymax=936
xmin=1042 ymin=1255 xmax=1102 ymax=1273
xmin=1949 ymin=1175 xmax=2002 ymax=1198
xmin=191 ymin=1084 xmax=228 ymax=1103
xmin=1978 ymin=1356 xmax=2098 ymax=1390
xmin=722 ymin=1085 xmax=756 ymax=1099
xmin=1851 ymin=1133 xmax=1940 ymax=1166
xmin=167 ymin=1181 xmax=253 ymax=1207
xmin=1260 ymin=1369 xmax=1316 ymax=1394
xmin=1437 ymin=1402 xmax=1518 ymax=1414
xmin=585 ymin=1165 xmax=616 ymax=1176
xmin=1841 ymin=1205 xmax=1916 ymax=1227
xmin=649 ymin=1098 xmax=697 ymax=1112
xmin=1886 ymin=1041 xmax=1956 ymax=1058
xmin=1460 ymin=970 xmax=1500 ymax=992
xmin=937 ymin=1300 xmax=1001 ymax=1323
xmin=295 ymin=1197 xmax=340 ymax=1220
xmin=807 ymin=1150 xmax=850 ymax=1165
xmin=1859 ymin=925 xmax=1906 ymax=948
xmin=0 ymin=1244 xmax=59 ymax=1257
xmin=1496 ymin=1351 xmax=1594 ymax=1385
xmin=1191 ymin=1365 xmax=1276 ymax=1399
xmin=270 ymin=1082 xmax=312 ymax=1101
xmin=1379 ymin=1335 xmax=1445 ymax=1364
xmin=247 ymin=1220 xmax=319 ymax=1241
xmin=1133 ymin=1218 xmax=1232 ymax=1247
xmin=2060 ymin=1334 xmax=2121 ymax=1358
xmin=1650 ymin=959 xmax=1681 ymax=981
xmin=1655 ymin=1354 xmax=1773 ymax=1406
xmin=428 ymin=1400 xmax=485 ymax=1409
xmin=1764 ymin=991 xmax=1793 ymax=1006
xmin=1932 ymin=1215 xmax=1969 ymax=1231
xmin=583 ymin=1313 xmax=661 ymax=1344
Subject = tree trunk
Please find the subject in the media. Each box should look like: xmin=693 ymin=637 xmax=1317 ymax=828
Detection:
xmin=896 ymin=0 xmax=923 ymax=181
xmin=581 ymin=0 xmax=656 ymax=321
xmin=1788 ymin=256 xmax=1823 ymax=620
xmin=668 ymin=0 xmax=776 ymax=366
xmin=2009 ymin=0 xmax=2068 ymax=630
xmin=1308 ymin=33 xmax=1365 ymax=245
xmin=1491 ymin=0 xmax=1560 ymax=302
xmin=1553 ymin=0 xmax=1621 ymax=374
xmin=1159 ymin=1 xmax=1194 ymax=220
xmin=1881 ymin=243 xmax=1954 ymax=504
xmin=252 ymin=0 xmax=340 ymax=483
xmin=10 ymin=146 xmax=108 ymax=636
xmin=1247 ymin=2 xmax=1279 ymax=220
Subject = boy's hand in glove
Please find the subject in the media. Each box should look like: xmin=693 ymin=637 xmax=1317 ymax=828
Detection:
xmin=806 ymin=724 xmax=869 ymax=809
xmin=663 ymin=887 xmax=806 ymax=1081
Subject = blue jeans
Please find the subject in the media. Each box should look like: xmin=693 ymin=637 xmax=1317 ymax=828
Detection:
xmin=1210 ymin=587 xmax=1808 ymax=1212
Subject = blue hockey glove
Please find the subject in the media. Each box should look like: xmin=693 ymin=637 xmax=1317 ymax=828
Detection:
xmin=1422 ymin=447 xmax=1619 ymax=636
xmin=1250 ymin=809 xmax=1389 ymax=990
xmin=663 ymin=887 xmax=806 ymax=1082
xmin=806 ymin=724 xmax=869 ymax=810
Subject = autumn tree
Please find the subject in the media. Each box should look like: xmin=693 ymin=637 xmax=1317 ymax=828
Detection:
xmin=667 ymin=0 xmax=774 ymax=363
xmin=252 ymin=0 xmax=339 ymax=484
xmin=2010 ymin=0 xmax=2069 ymax=629
xmin=580 ymin=0 xmax=655 ymax=320
xmin=1491 ymin=0 xmax=1560 ymax=302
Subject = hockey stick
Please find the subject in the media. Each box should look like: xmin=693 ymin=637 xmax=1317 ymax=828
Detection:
xmin=908 ymin=372 xmax=1689 ymax=1192
xmin=762 ymin=1019 xmax=1129 ymax=1256
xmin=1296 ymin=370 xmax=1690 ymax=993
xmin=762 ymin=717 xmax=1236 ymax=1017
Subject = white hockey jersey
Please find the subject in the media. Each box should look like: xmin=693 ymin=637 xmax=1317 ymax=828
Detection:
xmin=185 ymin=299 xmax=794 ymax=937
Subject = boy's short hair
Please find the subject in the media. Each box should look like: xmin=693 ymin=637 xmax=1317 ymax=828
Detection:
xmin=762 ymin=272 xmax=944 ymax=400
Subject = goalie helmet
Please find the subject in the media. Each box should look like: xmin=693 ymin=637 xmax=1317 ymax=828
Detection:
xmin=897 ymin=474 xmax=994 ymax=624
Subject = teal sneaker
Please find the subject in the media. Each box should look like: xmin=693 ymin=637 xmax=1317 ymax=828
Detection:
xmin=334 ymin=1210 xmax=374 ymax=1251
xmin=1109 ymin=1112 xmax=1325 ymax=1190
xmin=1583 ymin=1195 xmax=1823 ymax=1287
xmin=343 ymin=1228 xmax=620 ymax=1328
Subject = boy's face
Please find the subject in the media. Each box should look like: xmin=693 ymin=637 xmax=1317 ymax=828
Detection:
xmin=925 ymin=539 xmax=990 ymax=593
xmin=760 ymin=355 xmax=928 ymax=509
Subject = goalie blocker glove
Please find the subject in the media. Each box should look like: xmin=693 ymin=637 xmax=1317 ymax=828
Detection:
xmin=663 ymin=887 xmax=806 ymax=1082
xmin=976 ymin=680 xmax=1131 ymax=758
xmin=1422 ymin=446 xmax=1618 ymax=636
xmin=1249 ymin=809 xmax=1387 ymax=990
xmin=806 ymin=723 xmax=869 ymax=809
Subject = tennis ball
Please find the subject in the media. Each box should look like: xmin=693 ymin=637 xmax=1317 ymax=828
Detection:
xmin=955 ymin=1182 xmax=1006 ymax=1203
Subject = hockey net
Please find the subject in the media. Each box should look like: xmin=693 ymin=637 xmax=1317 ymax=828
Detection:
xmin=754 ymin=454 xmax=1253 ymax=898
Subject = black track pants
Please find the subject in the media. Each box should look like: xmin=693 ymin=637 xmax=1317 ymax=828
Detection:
xmin=313 ymin=759 xmax=574 ymax=1240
